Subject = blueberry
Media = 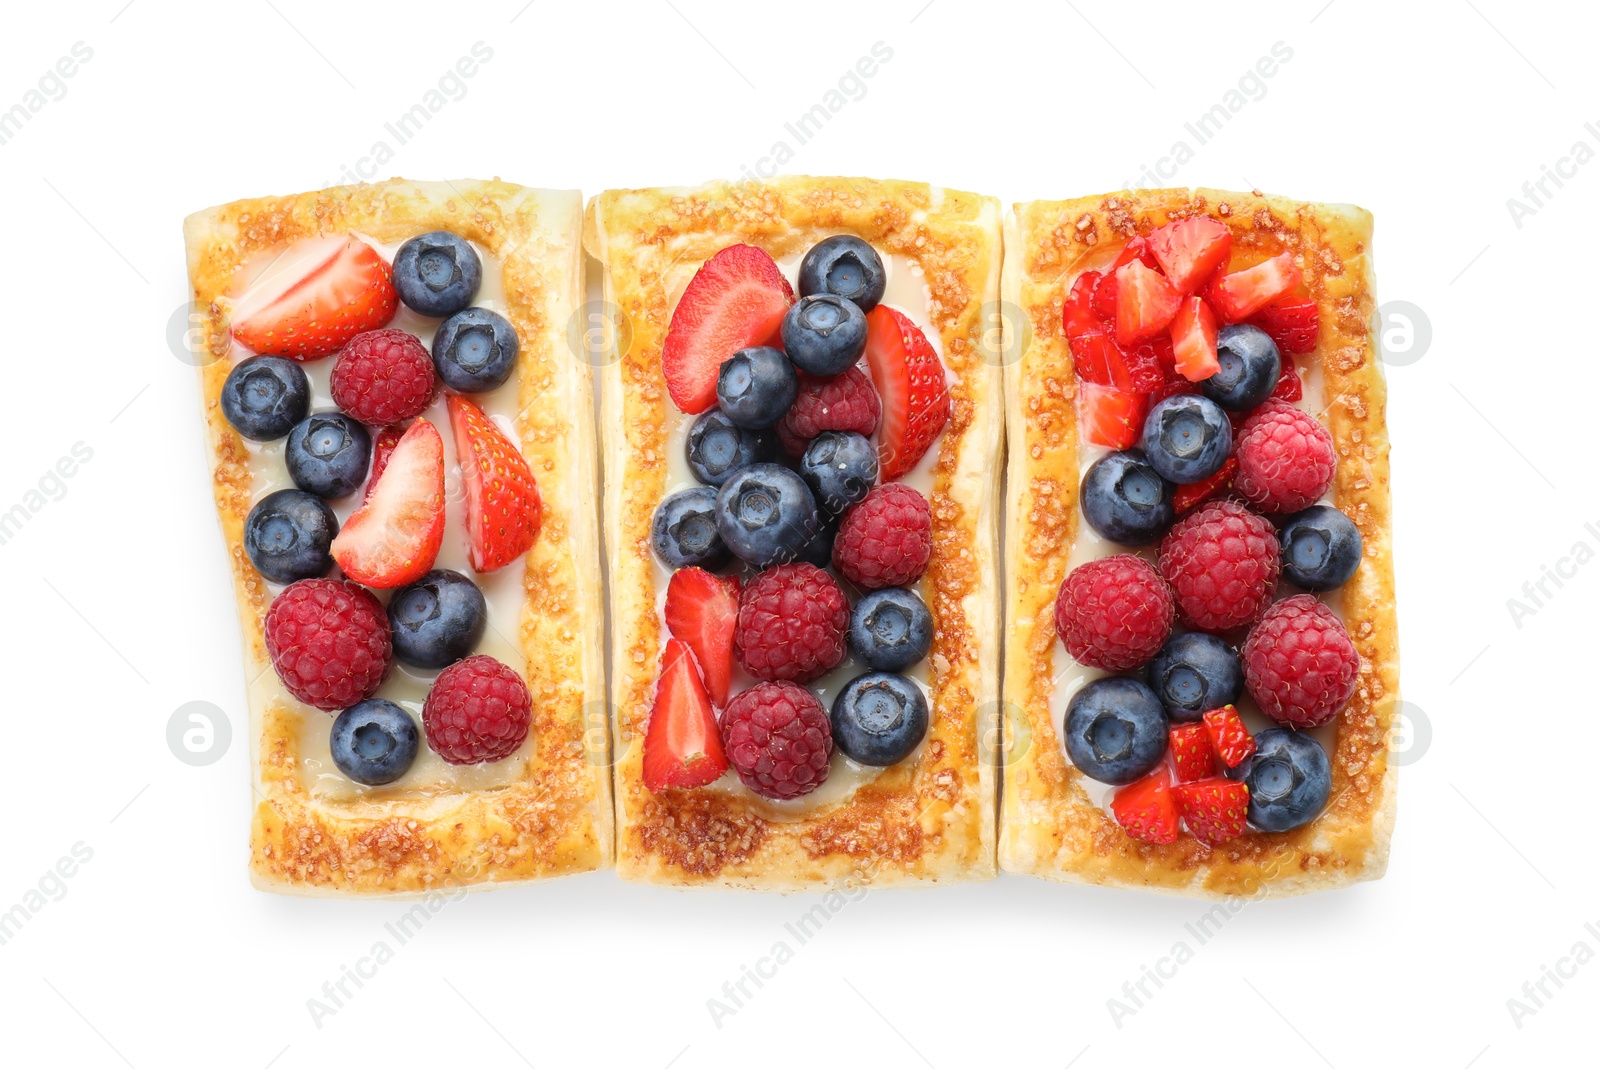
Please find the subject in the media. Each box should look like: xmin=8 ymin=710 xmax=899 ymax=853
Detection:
xmin=714 ymin=463 xmax=820 ymax=567
xmin=221 ymin=356 xmax=309 ymax=441
xmin=849 ymin=588 xmax=933 ymax=672
xmin=1063 ymin=676 xmax=1169 ymax=785
xmin=795 ymin=515 xmax=838 ymax=567
xmin=387 ymin=570 xmax=487 ymax=669
xmin=330 ymin=699 xmax=420 ymax=786
xmin=1145 ymin=632 xmax=1243 ymax=722
xmin=285 ymin=413 xmax=370 ymax=499
xmin=831 ymin=672 xmax=928 ymax=766
xmin=781 ymin=294 xmax=868 ymax=376
xmin=1232 ymin=727 xmax=1331 ymax=832
xmin=392 ymin=231 xmax=482 ymax=317
xmin=685 ymin=409 xmax=775 ymax=486
xmin=1080 ymin=450 xmax=1174 ymax=546
xmin=1202 ymin=324 xmax=1281 ymax=412
xmin=1140 ymin=395 xmax=1232 ymax=486
xmin=799 ymin=431 xmax=878 ymax=514
xmin=798 ymin=235 xmax=887 ymax=312
xmin=716 ymin=347 xmax=797 ymax=429
xmin=1278 ymin=505 xmax=1363 ymax=591
xmin=244 ymin=489 xmax=336 ymax=583
xmin=432 ymin=307 xmax=519 ymax=393
xmin=651 ymin=487 xmax=730 ymax=570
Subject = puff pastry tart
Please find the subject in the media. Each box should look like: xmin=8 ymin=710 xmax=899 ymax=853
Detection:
xmin=999 ymin=188 xmax=1398 ymax=898
xmin=585 ymin=177 xmax=1002 ymax=889
xmin=184 ymin=179 xmax=611 ymax=896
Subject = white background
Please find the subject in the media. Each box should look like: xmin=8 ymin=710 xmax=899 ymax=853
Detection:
xmin=1 ymin=1 xmax=1591 ymax=1066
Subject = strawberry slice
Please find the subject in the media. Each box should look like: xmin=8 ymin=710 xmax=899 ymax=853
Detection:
xmin=331 ymin=420 xmax=445 ymax=588
xmin=232 ymin=236 xmax=397 ymax=360
xmin=663 ymin=568 xmax=739 ymax=707
xmin=1172 ymin=456 xmax=1237 ymax=515
xmin=1066 ymin=272 xmax=1135 ymax=389
xmin=1174 ymin=778 xmax=1250 ymax=845
xmin=1202 ymin=705 xmax=1256 ymax=768
xmin=446 ymin=394 xmax=541 ymax=573
xmin=1207 ymin=252 xmax=1302 ymax=323
xmin=641 ymin=638 xmax=729 ymax=792
xmin=1063 ymin=271 xmax=1103 ymax=340
xmin=1114 ymin=260 xmax=1182 ymax=346
xmin=863 ymin=305 xmax=950 ymax=480
xmin=1169 ymin=722 xmax=1215 ymax=783
xmin=1251 ymin=297 xmax=1320 ymax=355
xmin=1078 ymin=382 xmax=1147 ymax=450
xmin=1147 ymin=216 xmax=1233 ymax=294
xmin=661 ymin=244 xmax=793 ymax=414
xmin=363 ymin=424 xmax=406 ymax=501
xmin=1111 ymin=765 xmax=1179 ymax=844
xmin=1271 ymin=360 xmax=1304 ymax=403
xmin=1169 ymin=296 xmax=1220 ymax=382
xmin=1090 ymin=239 xmax=1160 ymax=322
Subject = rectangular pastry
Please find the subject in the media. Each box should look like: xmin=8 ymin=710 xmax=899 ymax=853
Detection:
xmin=585 ymin=176 xmax=1002 ymax=889
xmin=184 ymin=178 xmax=612 ymax=895
xmin=999 ymin=188 xmax=1398 ymax=897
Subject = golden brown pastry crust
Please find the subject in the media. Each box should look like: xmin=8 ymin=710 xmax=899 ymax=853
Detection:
xmin=585 ymin=176 xmax=1002 ymax=890
xmin=999 ymin=188 xmax=1399 ymax=898
xmin=184 ymin=179 xmax=612 ymax=896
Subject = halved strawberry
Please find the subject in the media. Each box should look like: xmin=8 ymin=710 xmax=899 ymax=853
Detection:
xmin=1202 ymin=705 xmax=1256 ymax=768
xmin=1078 ymin=382 xmax=1146 ymax=449
xmin=1271 ymin=360 xmax=1304 ymax=403
xmin=1251 ymin=297 xmax=1320 ymax=355
xmin=447 ymin=394 xmax=541 ymax=573
xmin=363 ymin=424 xmax=406 ymax=501
xmin=1114 ymin=260 xmax=1182 ymax=346
xmin=1172 ymin=456 xmax=1237 ymax=515
xmin=863 ymin=305 xmax=950 ymax=480
xmin=331 ymin=420 xmax=444 ymax=588
xmin=1169 ymin=722 xmax=1214 ymax=783
xmin=661 ymin=244 xmax=793 ymax=414
xmin=641 ymin=638 xmax=729 ymax=792
xmin=1147 ymin=216 xmax=1233 ymax=294
xmin=1111 ymin=765 xmax=1179 ymax=844
xmin=232 ymin=236 xmax=397 ymax=360
xmin=664 ymin=568 xmax=739 ymax=707
xmin=1169 ymin=296 xmax=1220 ymax=381
xmin=1090 ymin=239 xmax=1160 ymax=322
xmin=1174 ymin=778 xmax=1250 ymax=845
xmin=1206 ymin=252 xmax=1301 ymax=323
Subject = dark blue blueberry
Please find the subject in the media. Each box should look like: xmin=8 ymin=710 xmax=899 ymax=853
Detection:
xmin=1080 ymin=450 xmax=1174 ymax=546
xmin=330 ymin=699 xmax=420 ymax=786
xmin=1278 ymin=505 xmax=1363 ymax=591
xmin=685 ymin=409 xmax=775 ymax=486
xmin=285 ymin=413 xmax=370 ymax=499
xmin=221 ymin=357 xmax=309 ymax=441
xmin=1202 ymin=324 xmax=1281 ymax=412
xmin=387 ymin=570 xmax=487 ymax=669
xmin=799 ymin=431 xmax=878 ymax=514
xmin=714 ymin=463 xmax=820 ymax=567
xmin=798 ymin=235 xmax=887 ymax=312
xmin=1140 ymin=394 xmax=1232 ymax=485
xmin=1145 ymin=632 xmax=1243 ymax=722
xmin=795 ymin=515 xmax=838 ymax=568
xmin=716 ymin=347 xmax=797 ymax=429
xmin=392 ymin=231 xmax=482 ymax=317
xmin=432 ymin=307 xmax=519 ymax=393
xmin=244 ymin=489 xmax=336 ymax=584
xmin=1063 ymin=676 xmax=1168 ymax=785
xmin=831 ymin=671 xmax=929 ymax=766
xmin=1232 ymin=727 xmax=1331 ymax=832
xmin=848 ymin=588 xmax=933 ymax=672
xmin=651 ymin=487 xmax=730 ymax=570
xmin=781 ymin=294 xmax=868 ymax=376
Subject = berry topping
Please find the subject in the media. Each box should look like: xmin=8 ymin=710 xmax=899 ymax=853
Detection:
xmin=1250 ymin=297 xmax=1320 ymax=355
xmin=1202 ymin=704 xmax=1256 ymax=768
xmin=285 ymin=413 xmax=371 ymax=499
xmin=652 ymin=487 xmax=729 ymax=570
xmin=330 ymin=699 xmax=419 ymax=786
xmin=714 ymin=463 xmax=821 ymax=568
xmin=641 ymin=638 xmax=729 ymax=791
xmin=720 ymin=681 xmax=833 ymax=800
xmin=422 ymin=654 xmax=532 ymax=765
xmin=1145 ymin=631 xmax=1243 ymax=722
xmin=447 ymin=394 xmax=541 ymax=572
xmin=848 ymin=586 xmax=933 ymax=673
xmin=686 ymin=409 xmax=776 ymax=486
xmin=330 ymin=328 xmax=436 ymax=425
xmin=663 ymin=244 xmax=793 ymax=414
xmin=364 ymin=424 xmax=405 ymax=500
xmin=264 ymin=578 xmax=392 ymax=712
xmin=1271 ymin=360 xmax=1305 ymax=403
xmin=1053 ymin=554 xmax=1174 ymax=672
xmin=1078 ymin=382 xmax=1147 ymax=450
xmin=387 ymin=569 xmax=487 ymax=670
xmin=1113 ymin=259 xmax=1182 ymax=346
xmin=1063 ymin=677 xmax=1169 ymax=785
xmin=832 ymin=483 xmax=933 ymax=590
xmin=432 ymin=307 xmax=519 ymax=394
xmin=1139 ymin=394 xmax=1232 ymax=486
xmin=777 ymin=367 xmax=881 ymax=457
xmin=1278 ymin=504 xmax=1363 ymax=592
xmin=391 ymin=231 xmax=482 ymax=317
xmin=1146 ymin=216 xmax=1233 ymax=295
xmin=1080 ymin=449 xmax=1175 ymax=546
xmin=797 ymin=235 xmax=887 ymax=311
xmin=1158 ymin=499 xmax=1280 ymax=633
xmin=1111 ymin=765 xmax=1180 ymax=844
xmin=1065 ymin=272 xmax=1134 ymax=390
xmin=244 ymin=489 xmax=336 ymax=585
xmin=1173 ymin=777 xmax=1249 ymax=845
xmin=331 ymin=419 xmax=445 ymax=589
xmin=1171 ymin=456 xmax=1237 ymax=516
xmin=1202 ymin=324 xmax=1282 ymax=412
xmin=1233 ymin=400 xmax=1336 ymax=514
xmin=782 ymin=294 xmax=869 ymax=377
xmin=221 ymin=356 xmax=310 ymax=441
xmin=831 ymin=671 xmax=929 ymax=767
xmin=232 ymin=236 xmax=397 ymax=360
xmin=1234 ymin=727 xmax=1331 ymax=832
xmin=1169 ymin=722 xmax=1215 ymax=783
xmin=716 ymin=346 xmax=798 ymax=429
xmin=799 ymin=431 xmax=879 ymax=515
xmin=1206 ymin=252 xmax=1301 ymax=323
xmin=863 ymin=305 xmax=949 ymax=480
xmin=1169 ymin=296 xmax=1220 ymax=381
xmin=1240 ymin=594 xmax=1359 ymax=729
xmin=664 ymin=568 xmax=740 ymax=707
xmin=734 ymin=563 xmax=849 ymax=683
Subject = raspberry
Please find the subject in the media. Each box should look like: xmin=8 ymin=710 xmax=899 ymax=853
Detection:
xmin=1241 ymin=594 xmax=1360 ymax=729
xmin=1158 ymin=499 xmax=1280 ymax=633
xmin=777 ymin=368 xmax=881 ymax=456
xmin=330 ymin=328 xmax=436 ymax=425
xmin=421 ymin=654 xmax=533 ymax=764
xmin=832 ymin=483 xmax=932 ymax=590
xmin=264 ymin=579 xmax=392 ymax=712
xmin=1233 ymin=400 xmax=1335 ymax=514
xmin=1054 ymin=554 xmax=1173 ymax=671
xmin=735 ymin=563 xmax=849 ymax=683
xmin=720 ymin=681 xmax=832 ymax=800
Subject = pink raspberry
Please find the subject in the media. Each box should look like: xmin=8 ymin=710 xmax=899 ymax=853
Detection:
xmin=1054 ymin=555 xmax=1174 ymax=671
xmin=1158 ymin=499 xmax=1280 ymax=633
xmin=421 ymin=655 xmax=533 ymax=764
xmin=1233 ymin=400 xmax=1335 ymax=514
xmin=264 ymin=579 xmax=392 ymax=712
xmin=1241 ymin=595 xmax=1360 ymax=729
xmin=720 ymin=682 xmax=832 ymax=800
xmin=330 ymin=328 xmax=437 ymax=426
xmin=832 ymin=483 xmax=932 ymax=590
xmin=777 ymin=368 xmax=881 ymax=456
xmin=734 ymin=563 xmax=849 ymax=683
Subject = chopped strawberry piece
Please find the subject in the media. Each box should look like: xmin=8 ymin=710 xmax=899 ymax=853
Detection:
xmin=330 ymin=420 xmax=445 ymax=589
xmin=1174 ymin=778 xmax=1250 ymax=845
xmin=662 ymin=244 xmax=793 ymax=414
xmin=447 ymin=394 xmax=541 ymax=573
xmin=363 ymin=424 xmax=406 ymax=501
xmin=1111 ymin=765 xmax=1179 ymax=844
xmin=1251 ymin=297 xmax=1320 ymax=355
xmin=663 ymin=568 xmax=740 ymax=707
xmin=1071 ymin=332 xmax=1136 ymax=390
xmin=1114 ymin=260 xmax=1182 ymax=346
xmin=641 ymin=638 xmax=729 ymax=792
xmin=1064 ymin=271 xmax=1103 ymax=340
xmin=1169 ymin=296 xmax=1220 ymax=381
xmin=1271 ymin=360 xmax=1304 ymax=403
xmin=1169 ymin=722 xmax=1214 ymax=783
xmin=1078 ymin=382 xmax=1147 ymax=449
xmin=1172 ymin=456 xmax=1237 ymax=515
xmin=1202 ymin=705 xmax=1256 ymax=768
xmin=863 ymin=305 xmax=949 ymax=480
xmin=1114 ymin=235 xmax=1161 ymax=271
xmin=1147 ymin=216 xmax=1233 ymax=294
xmin=1091 ymin=268 xmax=1119 ymax=321
xmin=232 ymin=236 xmax=397 ymax=360
xmin=1207 ymin=252 xmax=1302 ymax=323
